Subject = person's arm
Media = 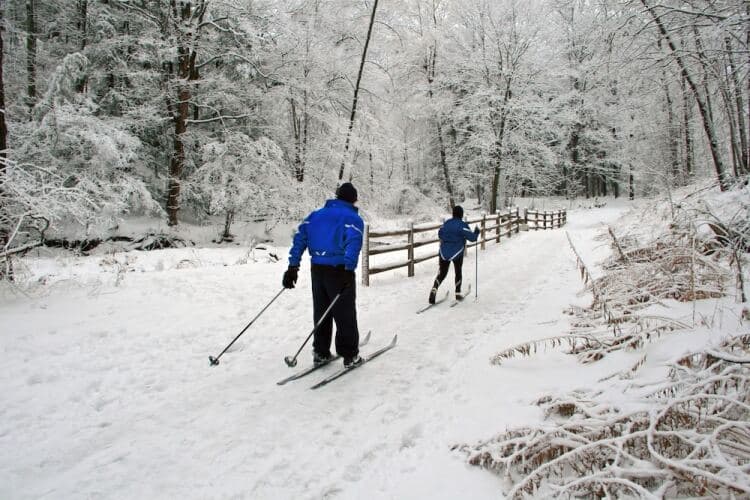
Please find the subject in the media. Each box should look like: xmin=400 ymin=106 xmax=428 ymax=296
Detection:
xmin=438 ymin=223 xmax=447 ymax=242
xmin=463 ymin=222 xmax=479 ymax=242
xmin=288 ymin=216 xmax=310 ymax=267
xmin=342 ymin=217 xmax=364 ymax=270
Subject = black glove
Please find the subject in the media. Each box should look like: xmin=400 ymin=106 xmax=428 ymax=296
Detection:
xmin=282 ymin=266 xmax=299 ymax=289
xmin=337 ymin=265 xmax=355 ymax=288
xmin=474 ymin=226 xmax=480 ymax=236
xmin=342 ymin=269 xmax=355 ymax=288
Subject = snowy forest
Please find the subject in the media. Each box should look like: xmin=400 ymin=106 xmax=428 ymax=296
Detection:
xmin=1 ymin=1 xmax=750 ymax=499
xmin=0 ymin=0 xmax=748 ymax=257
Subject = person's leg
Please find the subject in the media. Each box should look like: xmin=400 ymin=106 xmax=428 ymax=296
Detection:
xmin=430 ymin=258 xmax=451 ymax=303
xmin=453 ymin=254 xmax=464 ymax=294
xmin=326 ymin=268 xmax=359 ymax=360
xmin=311 ymin=265 xmax=333 ymax=357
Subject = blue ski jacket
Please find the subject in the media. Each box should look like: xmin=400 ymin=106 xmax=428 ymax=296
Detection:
xmin=438 ymin=217 xmax=478 ymax=261
xmin=288 ymin=199 xmax=365 ymax=271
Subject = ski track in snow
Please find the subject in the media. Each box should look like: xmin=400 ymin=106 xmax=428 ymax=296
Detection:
xmin=1 ymin=206 xmax=631 ymax=499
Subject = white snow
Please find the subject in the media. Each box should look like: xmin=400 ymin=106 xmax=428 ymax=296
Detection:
xmin=1 ymin=200 xmax=746 ymax=499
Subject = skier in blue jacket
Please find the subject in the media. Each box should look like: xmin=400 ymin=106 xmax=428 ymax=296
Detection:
xmin=282 ymin=183 xmax=365 ymax=368
xmin=429 ymin=205 xmax=479 ymax=304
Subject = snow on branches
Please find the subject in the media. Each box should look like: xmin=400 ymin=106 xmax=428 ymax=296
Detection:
xmin=463 ymin=183 xmax=750 ymax=498
xmin=458 ymin=334 xmax=750 ymax=498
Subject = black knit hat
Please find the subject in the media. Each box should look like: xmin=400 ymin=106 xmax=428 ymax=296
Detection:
xmin=336 ymin=182 xmax=358 ymax=203
xmin=452 ymin=205 xmax=464 ymax=219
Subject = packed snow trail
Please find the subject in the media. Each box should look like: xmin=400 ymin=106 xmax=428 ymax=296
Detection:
xmin=1 ymin=205 xmax=628 ymax=499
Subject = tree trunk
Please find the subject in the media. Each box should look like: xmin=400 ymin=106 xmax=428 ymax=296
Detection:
xmin=25 ymin=0 xmax=36 ymax=111
xmin=290 ymin=99 xmax=304 ymax=181
xmin=436 ymin=120 xmax=455 ymax=210
xmin=681 ymin=73 xmax=694 ymax=178
xmin=718 ymin=75 xmax=742 ymax=177
xmin=425 ymin=44 xmax=455 ymax=209
xmin=0 ymin=18 xmax=8 ymax=257
xmin=725 ymin=37 xmax=748 ymax=175
xmin=0 ymin=14 xmax=7 ymax=169
xmin=641 ymin=0 xmax=729 ymax=191
xmin=337 ymin=0 xmax=379 ymax=181
xmin=662 ymin=77 xmax=681 ymax=184
xmin=78 ymin=0 xmax=88 ymax=49
xmin=628 ymin=165 xmax=634 ymax=200
xmin=75 ymin=0 xmax=88 ymax=93
xmin=569 ymin=124 xmax=581 ymax=198
xmin=167 ymin=75 xmax=189 ymax=226
xmin=222 ymin=210 xmax=234 ymax=241
xmin=165 ymin=1 xmax=205 ymax=226
xmin=489 ymin=81 xmax=512 ymax=212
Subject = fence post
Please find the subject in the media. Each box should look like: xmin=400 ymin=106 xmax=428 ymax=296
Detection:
xmin=513 ymin=207 xmax=519 ymax=234
xmin=480 ymin=214 xmax=486 ymax=250
xmin=507 ymin=207 xmax=513 ymax=237
xmin=407 ymin=221 xmax=415 ymax=277
xmin=362 ymin=224 xmax=370 ymax=286
xmin=495 ymin=211 xmax=501 ymax=243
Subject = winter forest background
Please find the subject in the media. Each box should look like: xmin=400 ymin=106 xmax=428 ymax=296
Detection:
xmin=0 ymin=0 xmax=748 ymax=257
xmin=1 ymin=1 xmax=750 ymax=499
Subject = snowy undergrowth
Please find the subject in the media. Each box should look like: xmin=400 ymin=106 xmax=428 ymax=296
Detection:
xmin=458 ymin=180 xmax=750 ymax=498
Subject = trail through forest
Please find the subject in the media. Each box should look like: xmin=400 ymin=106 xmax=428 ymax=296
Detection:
xmin=2 ymin=205 xmax=630 ymax=499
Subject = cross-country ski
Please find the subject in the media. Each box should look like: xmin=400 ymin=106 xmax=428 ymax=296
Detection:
xmin=450 ymin=283 xmax=472 ymax=307
xmin=310 ymin=335 xmax=398 ymax=390
xmin=276 ymin=331 xmax=371 ymax=385
xmin=416 ymin=291 xmax=449 ymax=314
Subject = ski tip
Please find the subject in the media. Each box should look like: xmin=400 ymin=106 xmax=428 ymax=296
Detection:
xmin=391 ymin=334 xmax=398 ymax=345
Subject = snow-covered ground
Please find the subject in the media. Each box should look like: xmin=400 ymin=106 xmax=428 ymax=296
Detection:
xmin=1 ymin=201 xmax=745 ymax=499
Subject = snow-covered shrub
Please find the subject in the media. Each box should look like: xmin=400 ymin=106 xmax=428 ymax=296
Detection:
xmin=459 ymin=334 xmax=750 ymax=498
xmin=379 ymin=185 xmax=443 ymax=221
xmin=462 ymin=181 xmax=750 ymax=497
xmin=3 ymin=54 xmax=160 ymax=239
xmin=189 ymin=133 xmax=297 ymax=240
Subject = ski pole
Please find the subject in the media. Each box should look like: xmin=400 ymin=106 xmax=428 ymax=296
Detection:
xmin=475 ymin=236 xmax=478 ymax=300
xmin=209 ymin=288 xmax=286 ymax=366
xmin=284 ymin=291 xmax=342 ymax=367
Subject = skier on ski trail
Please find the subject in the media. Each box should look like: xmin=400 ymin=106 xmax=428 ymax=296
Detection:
xmin=282 ymin=182 xmax=365 ymax=368
xmin=428 ymin=205 xmax=480 ymax=304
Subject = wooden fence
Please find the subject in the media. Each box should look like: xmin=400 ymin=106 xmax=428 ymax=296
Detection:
xmin=361 ymin=207 xmax=566 ymax=286
xmin=525 ymin=209 xmax=567 ymax=230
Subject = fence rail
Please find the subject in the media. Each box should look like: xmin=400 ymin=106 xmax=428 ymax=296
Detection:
xmin=361 ymin=207 xmax=566 ymax=286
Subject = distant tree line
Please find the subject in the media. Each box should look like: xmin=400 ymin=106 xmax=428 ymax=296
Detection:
xmin=0 ymin=0 xmax=747 ymax=259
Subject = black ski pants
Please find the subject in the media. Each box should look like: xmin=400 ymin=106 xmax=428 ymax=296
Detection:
xmin=311 ymin=264 xmax=359 ymax=359
xmin=433 ymin=254 xmax=464 ymax=293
